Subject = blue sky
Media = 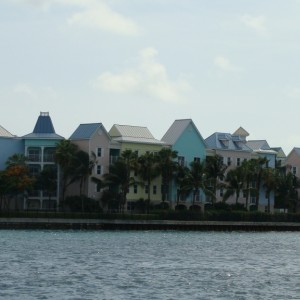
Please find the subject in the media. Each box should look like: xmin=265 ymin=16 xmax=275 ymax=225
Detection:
xmin=1 ymin=0 xmax=300 ymax=154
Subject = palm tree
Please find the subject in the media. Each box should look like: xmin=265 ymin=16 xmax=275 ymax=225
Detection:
xmin=223 ymin=166 xmax=245 ymax=205
xmin=71 ymin=150 xmax=97 ymax=212
xmin=103 ymin=150 xmax=137 ymax=212
xmin=36 ymin=165 xmax=57 ymax=209
xmin=205 ymin=155 xmax=227 ymax=204
xmin=54 ymin=140 xmax=79 ymax=203
xmin=137 ymin=152 xmax=160 ymax=210
xmin=276 ymin=172 xmax=300 ymax=213
xmin=262 ymin=168 xmax=279 ymax=213
xmin=157 ymin=148 xmax=178 ymax=204
xmin=6 ymin=153 xmax=27 ymax=167
xmin=181 ymin=161 xmax=214 ymax=208
xmin=175 ymin=165 xmax=191 ymax=208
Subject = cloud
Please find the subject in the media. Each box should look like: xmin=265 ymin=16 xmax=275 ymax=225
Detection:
xmin=17 ymin=0 xmax=140 ymax=36
xmin=13 ymin=83 xmax=36 ymax=98
xmin=93 ymin=47 xmax=191 ymax=103
xmin=67 ymin=2 xmax=140 ymax=36
xmin=214 ymin=56 xmax=240 ymax=72
xmin=286 ymin=87 xmax=300 ymax=99
xmin=240 ymin=15 xmax=268 ymax=36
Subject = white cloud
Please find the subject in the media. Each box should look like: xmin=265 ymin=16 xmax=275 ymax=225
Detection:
xmin=13 ymin=83 xmax=36 ymax=98
xmin=17 ymin=0 xmax=140 ymax=36
xmin=240 ymin=15 xmax=268 ymax=36
xmin=93 ymin=47 xmax=191 ymax=103
xmin=214 ymin=56 xmax=240 ymax=72
xmin=287 ymin=87 xmax=300 ymax=99
xmin=67 ymin=3 xmax=140 ymax=36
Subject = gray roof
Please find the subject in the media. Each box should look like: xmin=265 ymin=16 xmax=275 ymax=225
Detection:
xmin=109 ymin=124 xmax=164 ymax=145
xmin=0 ymin=125 xmax=13 ymax=137
xmin=246 ymin=140 xmax=270 ymax=151
xmin=161 ymin=119 xmax=205 ymax=145
xmin=69 ymin=123 xmax=108 ymax=140
xmin=292 ymin=147 xmax=300 ymax=156
xmin=22 ymin=133 xmax=64 ymax=140
xmin=205 ymin=132 xmax=252 ymax=152
xmin=270 ymin=147 xmax=286 ymax=158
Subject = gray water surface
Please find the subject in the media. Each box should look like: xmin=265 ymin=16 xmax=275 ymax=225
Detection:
xmin=0 ymin=230 xmax=299 ymax=299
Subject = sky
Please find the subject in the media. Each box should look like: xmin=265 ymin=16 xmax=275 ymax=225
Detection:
xmin=1 ymin=0 xmax=300 ymax=154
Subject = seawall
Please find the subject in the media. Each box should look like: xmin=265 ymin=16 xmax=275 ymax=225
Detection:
xmin=1 ymin=218 xmax=300 ymax=231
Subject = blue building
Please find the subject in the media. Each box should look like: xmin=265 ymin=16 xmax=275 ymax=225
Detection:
xmin=162 ymin=119 xmax=207 ymax=210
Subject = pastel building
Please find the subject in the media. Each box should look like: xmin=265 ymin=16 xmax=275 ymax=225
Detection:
xmin=205 ymin=127 xmax=277 ymax=212
xmin=23 ymin=112 xmax=64 ymax=210
xmin=162 ymin=119 xmax=207 ymax=210
xmin=109 ymin=124 xmax=165 ymax=210
xmin=0 ymin=125 xmax=23 ymax=170
xmin=69 ymin=123 xmax=114 ymax=200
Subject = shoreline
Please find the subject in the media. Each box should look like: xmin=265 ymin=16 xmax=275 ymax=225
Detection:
xmin=1 ymin=218 xmax=300 ymax=231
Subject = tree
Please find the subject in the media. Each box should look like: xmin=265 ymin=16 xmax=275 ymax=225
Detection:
xmin=35 ymin=165 xmax=58 ymax=209
xmin=223 ymin=167 xmax=245 ymax=205
xmin=4 ymin=157 xmax=35 ymax=210
xmin=103 ymin=150 xmax=138 ymax=212
xmin=205 ymin=155 xmax=227 ymax=204
xmin=181 ymin=161 xmax=214 ymax=208
xmin=157 ymin=148 xmax=178 ymax=204
xmin=262 ymin=168 xmax=279 ymax=213
xmin=137 ymin=152 xmax=160 ymax=210
xmin=54 ymin=140 xmax=79 ymax=203
xmin=275 ymin=172 xmax=300 ymax=213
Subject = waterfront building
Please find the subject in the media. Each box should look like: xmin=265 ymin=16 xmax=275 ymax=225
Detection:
xmin=22 ymin=112 xmax=64 ymax=210
xmin=68 ymin=123 xmax=116 ymax=201
xmin=205 ymin=127 xmax=276 ymax=212
xmin=109 ymin=124 xmax=165 ymax=210
xmin=0 ymin=125 xmax=23 ymax=170
xmin=162 ymin=119 xmax=207 ymax=210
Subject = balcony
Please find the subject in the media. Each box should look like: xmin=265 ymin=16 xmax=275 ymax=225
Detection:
xmin=44 ymin=154 xmax=55 ymax=163
xmin=27 ymin=154 xmax=41 ymax=162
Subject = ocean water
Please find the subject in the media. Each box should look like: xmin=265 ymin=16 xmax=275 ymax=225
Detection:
xmin=0 ymin=230 xmax=299 ymax=300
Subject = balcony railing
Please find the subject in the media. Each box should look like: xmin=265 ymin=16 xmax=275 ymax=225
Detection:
xmin=44 ymin=154 xmax=55 ymax=162
xmin=27 ymin=154 xmax=41 ymax=162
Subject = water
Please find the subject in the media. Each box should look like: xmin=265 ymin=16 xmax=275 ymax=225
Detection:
xmin=0 ymin=230 xmax=299 ymax=300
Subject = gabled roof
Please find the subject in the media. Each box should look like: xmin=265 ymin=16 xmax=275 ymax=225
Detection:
xmin=205 ymin=132 xmax=252 ymax=152
xmin=161 ymin=119 xmax=205 ymax=146
xmin=70 ymin=123 xmax=109 ymax=140
xmin=270 ymin=147 xmax=286 ymax=159
xmin=246 ymin=140 xmax=270 ymax=151
xmin=233 ymin=126 xmax=249 ymax=137
xmin=0 ymin=125 xmax=14 ymax=137
xmin=22 ymin=112 xmax=64 ymax=140
xmin=290 ymin=147 xmax=300 ymax=157
xmin=109 ymin=124 xmax=164 ymax=145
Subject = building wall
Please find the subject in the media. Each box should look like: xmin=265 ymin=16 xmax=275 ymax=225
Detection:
xmin=170 ymin=123 xmax=207 ymax=208
xmin=119 ymin=142 xmax=164 ymax=205
xmin=0 ymin=137 xmax=24 ymax=170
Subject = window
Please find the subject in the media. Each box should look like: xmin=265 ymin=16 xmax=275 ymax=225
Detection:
xmin=96 ymin=165 xmax=102 ymax=175
xmin=219 ymin=188 xmax=224 ymax=197
xmin=243 ymin=190 xmax=247 ymax=198
xmin=227 ymin=157 xmax=231 ymax=166
xmin=250 ymin=197 xmax=256 ymax=204
xmin=153 ymin=185 xmax=157 ymax=195
xmin=96 ymin=183 xmax=101 ymax=192
xmin=134 ymin=184 xmax=138 ymax=194
xmin=194 ymin=157 xmax=200 ymax=163
xmin=237 ymin=158 xmax=241 ymax=166
xmin=97 ymin=148 xmax=102 ymax=157
xmin=292 ymin=166 xmax=297 ymax=175
xmin=178 ymin=156 xmax=185 ymax=167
